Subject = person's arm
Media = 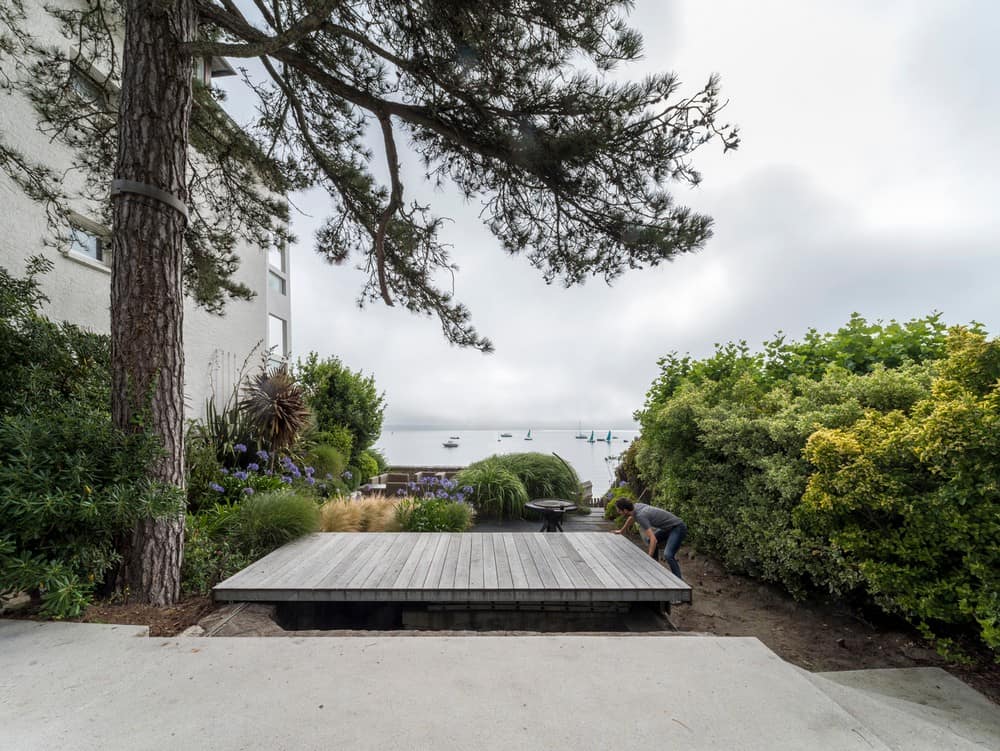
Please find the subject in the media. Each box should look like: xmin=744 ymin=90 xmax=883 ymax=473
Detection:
xmin=612 ymin=512 xmax=634 ymax=534
xmin=647 ymin=529 xmax=658 ymax=558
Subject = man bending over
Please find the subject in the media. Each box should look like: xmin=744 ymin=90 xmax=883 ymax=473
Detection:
xmin=612 ymin=499 xmax=687 ymax=580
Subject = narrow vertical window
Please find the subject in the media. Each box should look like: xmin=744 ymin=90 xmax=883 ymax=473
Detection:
xmin=268 ymin=314 xmax=288 ymax=357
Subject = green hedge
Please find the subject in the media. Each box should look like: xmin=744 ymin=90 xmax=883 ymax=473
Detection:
xmin=635 ymin=314 xmax=999 ymax=653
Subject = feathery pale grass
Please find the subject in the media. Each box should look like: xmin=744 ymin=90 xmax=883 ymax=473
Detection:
xmin=319 ymin=497 xmax=400 ymax=532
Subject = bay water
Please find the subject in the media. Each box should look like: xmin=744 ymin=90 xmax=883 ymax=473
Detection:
xmin=374 ymin=428 xmax=639 ymax=498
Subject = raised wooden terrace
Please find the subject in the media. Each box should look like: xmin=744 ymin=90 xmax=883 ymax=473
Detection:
xmin=213 ymin=532 xmax=691 ymax=606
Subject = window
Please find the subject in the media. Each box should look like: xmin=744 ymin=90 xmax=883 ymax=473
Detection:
xmin=268 ymin=314 xmax=288 ymax=357
xmin=268 ymin=270 xmax=286 ymax=295
xmin=69 ymin=224 xmax=105 ymax=262
xmin=268 ymin=243 xmax=286 ymax=272
xmin=69 ymin=68 xmax=105 ymax=108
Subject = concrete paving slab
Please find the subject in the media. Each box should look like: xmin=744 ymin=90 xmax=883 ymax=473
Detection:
xmin=812 ymin=668 xmax=1000 ymax=749
xmin=0 ymin=621 xmax=890 ymax=751
xmin=800 ymin=669 xmax=991 ymax=750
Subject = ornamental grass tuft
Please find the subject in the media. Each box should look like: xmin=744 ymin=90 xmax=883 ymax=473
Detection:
xmin=231 ymin=490 xmax=319 ymax=551
xmin=454 ymin=463 xmax=529 ymax=519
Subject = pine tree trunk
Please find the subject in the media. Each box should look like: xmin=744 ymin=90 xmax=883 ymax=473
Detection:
xmin=110 ymin=0 xmax=196 ymax=604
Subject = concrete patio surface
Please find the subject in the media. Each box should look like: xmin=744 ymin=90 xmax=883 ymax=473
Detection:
xmin=2 ymin=620 xmax=996 ymax=750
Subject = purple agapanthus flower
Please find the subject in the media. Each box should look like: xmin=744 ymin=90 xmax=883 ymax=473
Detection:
xmin=325 ymin=473 xmax=333 ymax=480
xmin=281 ymin=475 xmax=293 ymax=484
xmin=305 ymin=477 xmax=316 ymax=486
xmin=220 ymin=468 xmax=229 ymax=476
xmin=247 ymin=462 xmax=259 ymax=472
xmin=304 ymin=466 xmax=315 ymax=476
xmin=265 ymin=469 xmax=273 ymax=476
xmin=618 ymin=481 xmax=628 ymax=487
xmin=234 ymin=443 xmax=247 ymax=453
xmin=342 ymin=470 xmax=352 ymax=480
xmin=233 ymin=470 xmax=248 ymax=481
xmin=462 ymin=486 xmax=473 ymax=494
xmin=209 ymin=482 xmax=225 ymax=493
xmin=243 ymin=487 xmax=255 ymax=495
xmin=256 ymin=449 xmax=269 ymax=461
xmin=397 ymin=488 xmax=406 ymax=496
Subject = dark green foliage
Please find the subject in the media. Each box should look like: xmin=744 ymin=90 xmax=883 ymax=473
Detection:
xmin=306 ymin=444 xmax=348 ymax=483
xmin=366 ymin=447 xmax=390 ymax=474
xmin=229 ymin=490 xmax=320 ymax=552
xmin=0 ymin=264 xmax=180 ymax=617
xmin=190 ymin=391 xmax=257 ymax=469
xmin=635 ymin=313 xmax=999 ymax=653
xmin=180 ymin=509 xmax=255 ymax=596
xmin=3 ymin=2 xmax=737 ymax=350
xmin=296 ymin=353 xmax=385 ymax=463
xmin=396 ymin=496 xmax=475 ymax=532
xmin=454 ymin=464 xmax=530 ymax=519
xmin=474 ymin=452 xmax=582 ymax=501
xmin=308 ymin=427 xmax=354 ymax=463
xmin=356 ymin=450 xmax=381 ymax=485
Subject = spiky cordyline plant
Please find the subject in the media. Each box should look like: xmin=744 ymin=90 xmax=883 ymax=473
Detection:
xmin=239 ymin=364 xmax=310 ymax=454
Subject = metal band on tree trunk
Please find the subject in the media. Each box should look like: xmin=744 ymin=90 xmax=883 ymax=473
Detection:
xmin=110 ymin=179 xmax=189 ymax=221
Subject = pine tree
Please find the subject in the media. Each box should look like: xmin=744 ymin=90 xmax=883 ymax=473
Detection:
xmin=0 ymin=0 xmax=738 ymax=604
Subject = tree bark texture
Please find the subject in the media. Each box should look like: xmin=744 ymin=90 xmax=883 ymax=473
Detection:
xmin=111 ymin=0 xmax=195 ymax=604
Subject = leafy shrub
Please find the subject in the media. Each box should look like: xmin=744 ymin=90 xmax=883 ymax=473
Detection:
xmin=230 ymin=490 xmax=320 ymax=552
xmin=0 ymin=262 xmax=182 ymax=618
xmin=306 ymin=443 xmax=347 ymax=482
xmin=396 ymin=496 xmax=475 ymax=532
xmin=604 ymin=485 xmax=635 ymax=519
xmin=454 ymin=463 xmax=529 ymax=519
xmin=367 ymin=448 xmax=389 ymax=474
xmin=180 ymin=511 xmax=255 ymax=595
xmin=634 ymin=314 xmax=999 ymax=654
xmin=801 ymin=329 xmax=1000 ymax=650
xmin=356 ymin=450 xmax=380 ymax=484
xmin=309 ymin=426 xmax=354 ymax=463
xmin=296 ymin=352 xmax=385 ymax=462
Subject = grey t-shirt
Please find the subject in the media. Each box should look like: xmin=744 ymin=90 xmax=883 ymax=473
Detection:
xmin=633 ymin=503 xmax=683 ymax=533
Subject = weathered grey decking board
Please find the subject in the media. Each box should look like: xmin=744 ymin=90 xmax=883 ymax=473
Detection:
xmin=213 ymin=532 xmax=691 ymax=604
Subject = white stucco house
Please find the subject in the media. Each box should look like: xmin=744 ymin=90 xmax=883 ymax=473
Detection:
xmin=0 ymin=2 xmax=290 ymax=416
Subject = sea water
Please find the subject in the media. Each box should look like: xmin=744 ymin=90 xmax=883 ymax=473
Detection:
xmin=373 ymin=428 xmax=639 ymax=498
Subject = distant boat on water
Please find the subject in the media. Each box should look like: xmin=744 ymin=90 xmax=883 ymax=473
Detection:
xmin=443 ymin=440 xmax=459 ymax=448
xmin=449 ymin=435 xmax=460 ymax=439
xmin=500 ymin=432 xmax=512 ymax=438
xmin=604 ymin=430 xmax=612 ymax=443
xmin=524 ymin=429 xmax=533 ymax=441
xmin=587 ymin=430 xmax=595 ymax=443
xmin=575 ymin=422 xmax=588 ymax=439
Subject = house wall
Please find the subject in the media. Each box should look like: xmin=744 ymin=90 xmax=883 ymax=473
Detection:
xmin=0 ymin=0 xmax=288 ymax=417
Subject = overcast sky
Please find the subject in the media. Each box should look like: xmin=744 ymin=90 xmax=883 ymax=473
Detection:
xmin=222 ymin=0 xmax=999 ymax=428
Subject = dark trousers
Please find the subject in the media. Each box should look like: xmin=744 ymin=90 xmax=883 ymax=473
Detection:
xmin=654 ymin=523 xmax=687 ymax=580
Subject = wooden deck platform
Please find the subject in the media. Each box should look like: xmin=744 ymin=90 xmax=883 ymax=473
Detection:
xmin=213 ymin=532 xmax=691 ymax=605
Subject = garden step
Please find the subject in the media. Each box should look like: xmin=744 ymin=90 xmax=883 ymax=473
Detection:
xmin=1 ymin=625 xmax=899 ymax=751
xmin=796 ymin=667 xmax=999 ymax=750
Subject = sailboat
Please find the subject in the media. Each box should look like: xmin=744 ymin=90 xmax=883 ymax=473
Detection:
xmin=587 ymin=430 xmax=595 ymax=444
xmin=524 ymin=429 xmax=533 ymax=441
xmin=604 ymin=430 xmax=612 ymax=443
xmin=575 ymin=421 xmax=587 ymax=439
xmin=442 ymin=439 xmax=459 ymax=448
